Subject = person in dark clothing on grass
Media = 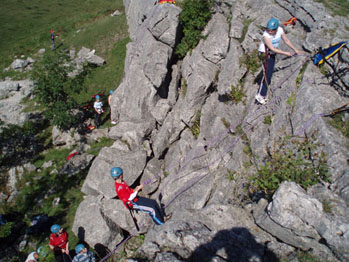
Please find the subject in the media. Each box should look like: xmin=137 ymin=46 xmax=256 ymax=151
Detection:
xmin=49 ymin=224 xmax=70 ymax=262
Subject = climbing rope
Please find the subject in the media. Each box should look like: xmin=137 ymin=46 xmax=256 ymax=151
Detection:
xmin=97 ymin=52 xmax=309 ymax=261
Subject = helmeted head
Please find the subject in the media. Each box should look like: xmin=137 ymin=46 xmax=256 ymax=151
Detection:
xmin=111 ymin=167 xmax=123 ymax=179
xmin=109 ymin=90 xmax=113 ymax=95
xmin=95 ymin=95 xmax=100 ymax=100
xmin=50 ymin=30 xmax=54 ymax=34
xmin=75 ymin=244 xmax=85 ymax=254
xmin=267 ymin=18 xmax=279 ymax=30
xmin=50 ymin=224 xmax=61 ymax=234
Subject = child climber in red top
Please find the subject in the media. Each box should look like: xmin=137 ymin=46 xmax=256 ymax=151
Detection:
xmin=111 ymin=166 xmax=164 ymax=225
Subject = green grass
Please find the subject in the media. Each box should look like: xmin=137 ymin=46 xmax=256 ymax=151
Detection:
xmin=297 ymin=251 xmax=321 ymax=262
xmin=32 ymin=147 xmax=72 ymax=168
xmin=263 ymin=115 xmax=272 ymax=125
xmin=86 ymin=137 xmax=114 ymax=156
xmin=229 ymin=84 xmax=246 ymax=104
xmin=190 ymin=111 xmax=201 ymax=139
xmin=238 ymin=18 xmax=253 ymax=43
xmin=0 ymin=0 xmax=125 ymax=71
xmin=328 ymin=112 xmax=349 ymax=138
xmin=314 ymin=0 xmax=349 ymax=17
xmin=249 ymin=133 xmax=330 ymax=199
xmin=239 ymin=50 xmax=260 ymax=74
xmin=0 ymin=1 xmax=128 ymax=260
xmin=75 ymin=37 xmax=130 ymax=105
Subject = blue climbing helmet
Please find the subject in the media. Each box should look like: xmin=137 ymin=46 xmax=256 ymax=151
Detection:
xmin=95 ymin=95 xmax=100 ymax=100
xmin=109 ymin=90 xmax=113 ymax=95
xmin=111 ymin=167 xmax=123 ymax=178
xmin=75 ymin=244 xmax=85 ymax=254
xmin=50 ymin=224 xmax=61 ymax=234
xmin=267 ymin=18 xmax=279 ymax=30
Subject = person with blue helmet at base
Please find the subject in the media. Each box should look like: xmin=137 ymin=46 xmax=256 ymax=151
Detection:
xmin=93 ymin=95 xmax=104 ymax=127
xmin=255 ymin=18 xmax=302 ymax=105
xmin=111 ymin=167 xmax=165 ymax=225
xmin=49 ymin=224 xmax=70 ymax=262
xmin=72 ymin=244 xmax=95 ymax=262
xmin=108 ymin=90 xmax=117 ymax=125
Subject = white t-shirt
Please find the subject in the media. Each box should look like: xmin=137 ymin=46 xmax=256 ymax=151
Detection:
xmin=94 ymin=101 xmax=103 ymax=112
xmin=258 ymin=27 xmax=284 ymax=54
xmin=25 ymin=252 xmax=38 ymax=262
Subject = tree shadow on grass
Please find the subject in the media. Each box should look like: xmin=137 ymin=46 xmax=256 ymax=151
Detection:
xmin=187 ymin=227 xmax=279 ymax=262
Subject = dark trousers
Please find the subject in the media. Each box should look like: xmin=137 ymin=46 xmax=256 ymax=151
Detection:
xmin=258 ymin=54 xmax=276 ymax=97
xmin=54 ymin=252 xmax=70 ymax=262
xmin=133 ymin=197 xmax=164 ymax=225
xmin=95 ymin=112 xmax=102 ymax=127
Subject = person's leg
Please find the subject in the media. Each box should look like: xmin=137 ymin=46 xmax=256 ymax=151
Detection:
xmin=96 ymin=113 xmax=100 ymax=127
xmin=54 ymin=253 xmax=63 ymax=262
xmin=258 ymin=55 xmax=275 ymax=98
xmin=134 ymin=197 xmax=164 ymax=225
xmin=62 ymin=253 xmax=70 ymax=262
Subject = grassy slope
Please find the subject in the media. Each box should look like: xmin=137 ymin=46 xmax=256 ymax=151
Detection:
xmin=0 ymin=0 xmax=128 ymax=260
xmin=0 ymin=0 xmax=125 ymax=69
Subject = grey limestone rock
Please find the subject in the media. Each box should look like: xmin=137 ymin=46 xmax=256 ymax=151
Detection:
xmin=140 ymin=158 xmax=164 ymax=196
xmin=108 ymin=120 xmax=156 ymax=151
xmin=123 ymin=0 xmax=157 ymax=41
xmin=151 ymin=99 xmax=172 ymax=125
xmin=101 ymin=197 xmax=151 ymax=234
xmin=81 ymin=147 xmax=147 ymax=199
xmin=201 ymin=13 xmax=229 ymax=64
xmin=217 ymin=39 xmax=247 ymax=96
xmin=9 ymin=59 xmax=28 ymax=71
xmin=253 ymin=182 xmax=348 ymax=261
xmin=291 ymin=64 xmax=349 ymax=194
xmin=72 ymin=195 xmax=124 ymax=251
xmin=148 ymin=4 xmax=181 ymax=48
xmin=59 ymin=153 xmax=95 ymax=176
xmin=52 ymin=126 xmax=81 ymax=147
xmin=153 ymin=252 xmax=184 ymax=262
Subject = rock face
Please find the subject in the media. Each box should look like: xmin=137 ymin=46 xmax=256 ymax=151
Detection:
xmin=74 ymin=0 xmax=349 ymax=261
xmin=0 ymin=79 xmax=34 ymax=125
xmin=253 ymin=182 xmax=348 ymax=261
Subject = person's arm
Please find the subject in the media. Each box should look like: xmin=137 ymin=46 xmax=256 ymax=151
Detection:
xmin=281 ymin=33 xmax=302 ymax=55
xmin=64 ymin=242 xmax=69 ymax=254
xmin=128 ymin=184 xmax=144 ymax=201
xmin=90 ymin=251 xmax=96 ymax=262
xmin=264 ymin=36 xmax=293 ymax=57
xmin=108 ymin=96 xmax=112 ymax=106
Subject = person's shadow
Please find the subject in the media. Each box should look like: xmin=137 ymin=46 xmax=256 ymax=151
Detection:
xmin=187 ymin=227 xmax=279 ymax=262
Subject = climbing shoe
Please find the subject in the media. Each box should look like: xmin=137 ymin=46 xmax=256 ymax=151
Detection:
xmin=255 ymin=94 xmax=267 ymax=105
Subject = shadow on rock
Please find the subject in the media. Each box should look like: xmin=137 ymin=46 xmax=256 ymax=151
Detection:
xmin=94 ymin=243 xmax=110 ymax=260
xmin=187 ymin=227 xmax=279 ymax=262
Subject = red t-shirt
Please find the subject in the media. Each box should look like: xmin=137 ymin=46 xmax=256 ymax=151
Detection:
xmin=49 ymin=231 xmax=68 ymax=251
xmin=115 ymin=181 xmax=138 ymax=208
